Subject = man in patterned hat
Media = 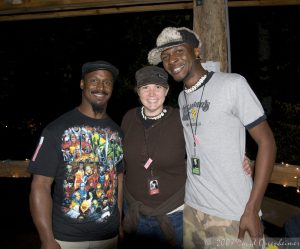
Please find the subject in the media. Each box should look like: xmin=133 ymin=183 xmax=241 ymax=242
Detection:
xmin=148 ymin=27 xmax=277 ymax=249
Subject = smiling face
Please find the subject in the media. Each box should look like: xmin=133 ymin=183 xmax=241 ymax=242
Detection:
xmin=161 ymin=44 xmax=201 ymax=88
xmin=80 ymin=69 xmax=114 ymax=114
xmin=137 ymin=83 xmax=169 ymax=116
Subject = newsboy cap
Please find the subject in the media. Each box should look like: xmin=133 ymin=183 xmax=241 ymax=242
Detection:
xmin=81 ymin=60 xmax=119 ymax=80
xmin=148 ymin=27 xmax=201 ymax=65
xmin=135 ymin=66 xmax=168 ymax=88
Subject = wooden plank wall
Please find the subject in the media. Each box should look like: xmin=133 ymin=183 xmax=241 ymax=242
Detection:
xmin=0 ymin=0 xmax=191 ymax=13
xmin=0 ymin=0 xmax=192 ymax=21
xmin=0 ymin=0 xmax=300 ymax=21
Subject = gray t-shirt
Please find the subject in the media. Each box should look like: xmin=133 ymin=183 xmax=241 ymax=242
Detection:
xmin=179 ymin=72 xmax=265 ymax=220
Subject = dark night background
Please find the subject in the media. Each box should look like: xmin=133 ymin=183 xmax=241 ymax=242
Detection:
xmin=0 ymin=6 xmax=299 ymax=164
xmin=0 ymin=5 xmax=299 ymax=249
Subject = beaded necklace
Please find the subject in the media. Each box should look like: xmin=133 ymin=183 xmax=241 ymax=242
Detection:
xmin=184 ymin=72 xmax=207 ymax=94
xmin=141 ymin=106 xmax=167 ymax=120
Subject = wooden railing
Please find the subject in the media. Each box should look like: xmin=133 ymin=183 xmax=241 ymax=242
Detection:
xmin=1 ymin=159 xmax=299 ymax=227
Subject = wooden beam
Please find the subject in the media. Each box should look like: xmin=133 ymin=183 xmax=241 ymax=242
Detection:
xmin=262 ymin=196 xmax=300 ymax=227
xmin=1 ymin=0 xmax=298 ymax=14
xmin=0 ymin=0 xmax=192 ymax=15
xmin=0 ymin=3 xmax=192 ymax=21
xmin=0 ymin=1 xmax=193 ymax=21
xmin=0 ymin=0 xmax=299 ymax=21
xmin=0 ymin=160 xmax=30 ymax=178
xmin=270 ymin=164 xmax=300 ymax=188
xmin=228 ymin=0 xmax=300 ymax=7
xmin=193 ymin=0 xmax=228 ymax=72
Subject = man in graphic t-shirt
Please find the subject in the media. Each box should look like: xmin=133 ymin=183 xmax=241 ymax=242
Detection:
xmin=29 ymin=60 xmax=124 ymax=249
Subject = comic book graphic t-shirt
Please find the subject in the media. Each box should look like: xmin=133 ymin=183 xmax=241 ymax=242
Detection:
xmin=29 ymin=108 xmax=124 ymax=241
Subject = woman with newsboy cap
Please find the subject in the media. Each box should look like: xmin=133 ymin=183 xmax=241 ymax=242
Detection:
xmin=120 ymin=65 xmax=186 ymax=249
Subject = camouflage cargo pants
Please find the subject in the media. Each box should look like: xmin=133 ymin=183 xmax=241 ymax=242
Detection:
xmin=183 ymin=204 xmax=265 ymax=249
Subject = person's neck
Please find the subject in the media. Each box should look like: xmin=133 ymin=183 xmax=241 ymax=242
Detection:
xmin=143 ymin=106 xmax=164 ymax=117
xmin=184 ymin=67 xmax=207 ymax=89
xmin=77 ymin=105 xmax=108 ymax=119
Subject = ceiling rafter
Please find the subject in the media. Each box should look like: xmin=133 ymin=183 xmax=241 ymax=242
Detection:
xmin=0 ymin=0 xmax=299 ymax=21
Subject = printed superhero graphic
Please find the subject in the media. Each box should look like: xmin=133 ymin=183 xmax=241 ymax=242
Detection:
xmin=61 ymin=125 xmax=123 ymax=223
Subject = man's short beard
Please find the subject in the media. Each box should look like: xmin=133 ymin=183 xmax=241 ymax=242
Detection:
xmin=91 ymin=102 xmax=105 ymax=114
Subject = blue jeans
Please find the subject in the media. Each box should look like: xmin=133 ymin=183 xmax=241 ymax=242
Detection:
xmin=136 ymin=210 xmax=183 ymax=249
xmin=121 ymin=206 xmax=183 ymax=249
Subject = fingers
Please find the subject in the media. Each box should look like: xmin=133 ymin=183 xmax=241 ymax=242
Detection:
xmin=238 ymin=226 xmax=245 ymax=240
xmin=250 ymin=223 xmax=264 ymax=249
xmin=243 ymin=154 xmax=254 ymax=176
xmin=243 ymin=164 xmax=251 ymax=175
xmin=243 ymin=159 xmax=252 ymax=175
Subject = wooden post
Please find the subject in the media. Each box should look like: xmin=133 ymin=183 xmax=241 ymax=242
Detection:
xmin=193 ymin=0 xmax=228 ymax=72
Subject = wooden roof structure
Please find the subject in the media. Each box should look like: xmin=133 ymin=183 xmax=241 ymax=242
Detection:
xmin=0 ymin=0 xmax=298 ymax=71
xmin=0 ymin=0 xmax=300 ymax=21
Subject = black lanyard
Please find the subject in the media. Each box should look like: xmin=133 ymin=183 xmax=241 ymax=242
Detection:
xmin=184 ymin=85 xmax=206 ymax=156
xmin=141 ymin=110 xmax=165 ymax=176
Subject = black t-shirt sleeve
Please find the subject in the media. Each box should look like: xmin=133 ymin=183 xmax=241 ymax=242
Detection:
xmin=28 ymin=127 xmax=60 ymax=177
